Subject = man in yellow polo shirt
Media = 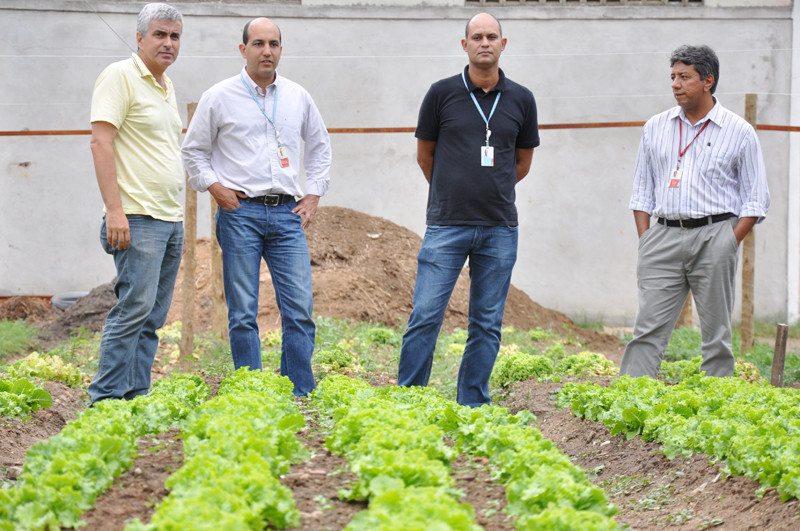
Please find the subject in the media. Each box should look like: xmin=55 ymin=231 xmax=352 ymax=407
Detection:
xmin=87 ymin=3 xmax=184 ymax=404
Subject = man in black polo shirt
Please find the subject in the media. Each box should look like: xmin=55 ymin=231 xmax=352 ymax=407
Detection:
xmin=397 ymin=12 xmax=539 ymax=407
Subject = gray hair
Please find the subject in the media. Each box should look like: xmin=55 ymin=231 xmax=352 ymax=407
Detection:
xmin=137 ymin=3 xmax=183 ymax=35
xmin=670 ymin=45 xmax=719 ymax=94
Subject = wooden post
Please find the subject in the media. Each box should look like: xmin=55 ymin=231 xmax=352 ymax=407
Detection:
xmin=771 ymin=323 xmax=788 ymax=387
xmin=676 ymin=293 xmax=692 ymax=329
xmin=211 ymin=196 xmax=228 ymax=339
xmin=180 ymin=103 xmax=198 ymax=358
xmin=740 ymin=94 xmax=757 ymax=353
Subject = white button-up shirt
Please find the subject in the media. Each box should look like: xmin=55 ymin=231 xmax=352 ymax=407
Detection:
xmin=182 ymin=68 xmax=331 ymax=199
xmin=629 ymin=100 xmax=770 ymax=221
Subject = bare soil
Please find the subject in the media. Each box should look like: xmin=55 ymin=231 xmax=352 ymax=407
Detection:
xmin=17 ymin=206 xmax=616 ymax=351
xmin=1 ymin=206 xmax=797 ymax=529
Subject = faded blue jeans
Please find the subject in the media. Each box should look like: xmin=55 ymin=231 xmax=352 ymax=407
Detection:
xmin=88 ymin=215 xmax=183 ymax=404
xmin=398 ymin=224 xmax=518 ymax=407
xmin=216 ymin=200 xmax=316 ymax=396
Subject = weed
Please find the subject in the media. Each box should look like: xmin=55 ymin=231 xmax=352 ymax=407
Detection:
xmin=313 ymin=494 xmax=334 ymax=511
xmin=649 ymin=508 xmax=695 ymax=525
xmin=0 ymin=319 xmax=39 ymax=360
xmin=637 ymin=484 xmax=674 ymax=510
xmin=697 ymin=517 xmax=724 ymax=530
xmin=600 ymin=474 xmax=652 ymax=497
xmin=482 ymin=499 xmax=501 ymax=518
xmin=45 ymin=327 xmax=101 ymax=373
xmin=586 ymin=465 xmax=605 ymax=479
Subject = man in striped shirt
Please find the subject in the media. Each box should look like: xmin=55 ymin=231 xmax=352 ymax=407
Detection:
xmin=621 ymin=45 xmax=770 ymax=378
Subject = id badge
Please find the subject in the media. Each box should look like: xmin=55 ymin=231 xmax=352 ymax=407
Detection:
xmin=668 ymin=168 xmax=682 ymax=188
xmin=278 ymin=145 xmax=290 ymax=168
xmin=481 ymin=146 xmax=494 ymax=167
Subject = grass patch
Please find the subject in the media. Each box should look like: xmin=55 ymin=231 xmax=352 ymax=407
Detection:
xmin=0 ymin=319 xmax=40 ymax=361
xmin=44 ymin=327 xmax=101 ymax=374
xmin=665 ymin=326 xmax=800 ymax=385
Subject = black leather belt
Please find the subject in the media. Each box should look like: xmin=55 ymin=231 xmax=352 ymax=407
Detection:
xmin=242 ymin=194 xmax=294 ymax=206
xmin=657 ymin=213 xmax=736 ymax=229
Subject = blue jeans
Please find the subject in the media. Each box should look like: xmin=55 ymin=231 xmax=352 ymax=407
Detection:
xmin=216 ymin=200 xmax=316 ymax=396
xmin=398 ymin=225 xmax=518 ymax=407
xmin=88 ymin=215 xmax=183 ymax=404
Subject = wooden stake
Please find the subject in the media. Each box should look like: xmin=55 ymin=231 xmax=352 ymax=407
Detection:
xmin=740 ymin=94 xmax=757 ymax=354
xmin=180 ymin=103 xmax=198 ymax=359
xmin=676 ymin=293 xmax=692 ymax=329
xmin=771 ymin=323 xmax=788 ymax=387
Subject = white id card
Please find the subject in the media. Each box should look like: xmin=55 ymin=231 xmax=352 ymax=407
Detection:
xmin=481 ymin=146 xmax=494 ymax=167
xmin=669 ymin=168 xmax=682 ymax=188
xmin=278 ymin=145 xmax=290 ymax=168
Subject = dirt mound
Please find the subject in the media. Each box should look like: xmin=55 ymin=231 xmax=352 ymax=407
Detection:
xmin=0 ymin=296 xmax=53 ymax=324
xmin=167 ymin=206 xmax=616 ymax=350
xmin=30 ymin=207 xmax=615 ymax=350
xmin=42 ymin=281 xmax=117 ymax=341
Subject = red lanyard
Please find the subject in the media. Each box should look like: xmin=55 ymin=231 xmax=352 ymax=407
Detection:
xmin=677 ymin=119 xmax=710 ymax=169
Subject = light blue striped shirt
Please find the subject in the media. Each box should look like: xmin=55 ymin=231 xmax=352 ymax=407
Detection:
xmin=629 ymin=100 xmax=770 ymax=221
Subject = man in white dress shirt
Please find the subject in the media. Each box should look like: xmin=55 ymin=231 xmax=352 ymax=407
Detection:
xmin=621 ymin=45 xmax=770 ymax=378
xmin=182 ymin=17 xmax=331 ymax=395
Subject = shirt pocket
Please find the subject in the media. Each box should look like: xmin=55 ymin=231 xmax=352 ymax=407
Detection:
xmin=697 ymin=147 xmax=737 ymax=186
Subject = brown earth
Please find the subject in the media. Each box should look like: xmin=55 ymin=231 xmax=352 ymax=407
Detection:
xmin=2 ymin=206 xmax=797 ymax=529
xmin=0 ymin=296 xmax=52 ymax=324
xmin=17 ymin=206 xmax=615 ymax=351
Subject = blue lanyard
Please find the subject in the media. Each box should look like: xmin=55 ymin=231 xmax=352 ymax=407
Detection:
xmin=240 ymin=73 xmax=280 ymax=142
xmin=462 ymin=70 xmax=501 ymax=146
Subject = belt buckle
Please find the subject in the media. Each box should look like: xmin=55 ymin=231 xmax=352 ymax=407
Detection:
xmin=263 ymin=194 xmax=280 ymax=206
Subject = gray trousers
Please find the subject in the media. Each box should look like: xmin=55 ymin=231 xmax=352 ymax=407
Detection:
xmin=620 ymin=218 xmax=739 ymax=378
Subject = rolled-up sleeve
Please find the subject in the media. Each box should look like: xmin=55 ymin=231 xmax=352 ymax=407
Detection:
xmin=737 ymin=130 xmax=770 ymax=222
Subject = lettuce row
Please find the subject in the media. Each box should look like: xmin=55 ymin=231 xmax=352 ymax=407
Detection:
xmin=1 ymin=352 xmax=84 ymax=388
xmin=346 ymin=485 xmax=483 ymax=531
xmin=127 ymin=368 xmax=308 ymax=530
xmin=0 ymin=373 xmax=209 ymax=531
xmin=311 ymin=375 xmax=618 ymax=530
xmin=379 ymin=384 xmax=619 ymax=530
xmin=311 ymin=375 xmax=482 ymax=530
xmin=658 ymin=356 xmax=764 ymax=384
xmin=491 ymin=349 xmax=617 ymax=388
xmin=557 ymin=375 xmax=800 ymax=501
xmin=0 ymin=378 xmax=52 ymax=417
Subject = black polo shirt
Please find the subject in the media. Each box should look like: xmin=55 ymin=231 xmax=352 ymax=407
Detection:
xmin=416 ymin=66 xmax=539 ymax=226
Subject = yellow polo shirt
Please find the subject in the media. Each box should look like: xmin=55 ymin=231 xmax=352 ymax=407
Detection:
xmin=90 ymin=53 xmax=184 ymax=222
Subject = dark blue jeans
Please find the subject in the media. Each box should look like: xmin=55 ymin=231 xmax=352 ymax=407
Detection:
xmin=88 ymin=215 xmax=183 ymax=404
xmin=216 ymin=200 xmax=316 ymax=396
xmin=398 ymin=225 xmax=518 ymax=407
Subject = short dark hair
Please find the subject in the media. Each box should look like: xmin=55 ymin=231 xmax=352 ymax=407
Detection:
xmin=670 ymin=45 xmax=719 ymax=94
xmin=242 ymin=18 xmax=282 ymax=45
xmin=464 ymin=13 xmax=502 ymax=39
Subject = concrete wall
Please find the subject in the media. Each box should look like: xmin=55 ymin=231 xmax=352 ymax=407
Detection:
xmin=1 ymin=0 xmax=796 ymax=325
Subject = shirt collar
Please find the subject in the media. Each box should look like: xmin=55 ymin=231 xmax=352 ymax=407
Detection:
xmin=240 ymin=66 xmax=280 ymax=94
xmin=131 ymin=53 xmax=171 ymax=93
xmin=670 ymin=97 xmax=722 ymax=127
xmin=131 ymin=52 xmax=150 ymax=78
xmin=462 ymin=65 xmax=506 ymax=93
